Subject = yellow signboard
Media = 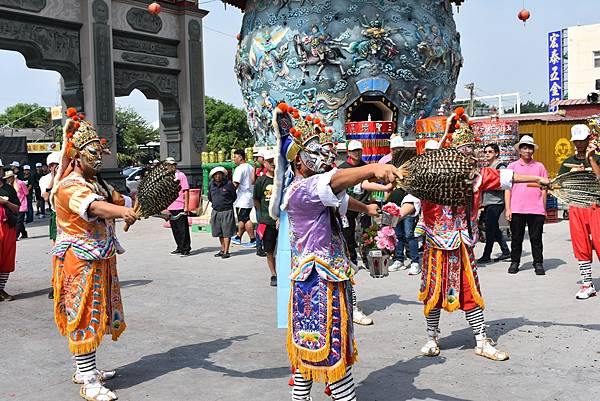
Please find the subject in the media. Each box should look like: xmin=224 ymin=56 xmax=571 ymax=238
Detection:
xmin=27 ymin=142 xmax=61 ymax=153
xmin=50 ymin=106 xmax=62 ymax=121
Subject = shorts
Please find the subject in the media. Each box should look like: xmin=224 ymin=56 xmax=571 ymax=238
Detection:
xmin=211 ymin=209 xmax=236 ymax=238
xmin=262 ymin=225 xmax=278 ymax=253
xmin=236 ymin=207 xmax=251 ymax=223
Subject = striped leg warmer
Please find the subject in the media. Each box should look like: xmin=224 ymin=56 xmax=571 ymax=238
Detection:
xmin=329 ymin=367 xmax=356 ymax=401
xmin=579 ymin=261 xmax=593 ymax=285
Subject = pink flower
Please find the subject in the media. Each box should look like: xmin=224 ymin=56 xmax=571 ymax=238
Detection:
xmin=382 ymin=202 xmax=401 ymax=216
xmin=378 ymin=226 xmax=395 ymax=237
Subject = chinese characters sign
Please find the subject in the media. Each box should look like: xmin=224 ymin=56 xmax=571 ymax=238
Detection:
xmin=548 ymin=31 xmax=562 ymax=112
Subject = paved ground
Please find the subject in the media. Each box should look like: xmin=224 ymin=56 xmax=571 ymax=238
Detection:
xmin=1 ymin=217 xmax=600 ymax=401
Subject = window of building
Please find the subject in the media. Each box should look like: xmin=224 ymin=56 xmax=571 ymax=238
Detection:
xmin=594 ymin=51 xmax=600 ymax=68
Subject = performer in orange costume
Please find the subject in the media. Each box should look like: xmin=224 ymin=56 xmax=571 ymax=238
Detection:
xmin=51 ymin=109 xmax=137 ymax=401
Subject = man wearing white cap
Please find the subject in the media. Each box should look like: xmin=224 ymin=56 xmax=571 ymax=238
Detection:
xmin=208 ymin=166 xmax=236 ymax=259
xmin=506 ymin=135 xmax=548 ymax=275
xmin=39 ymin=151 xmax=61 ymax=299
xmin=378 ymin=135 xmax=405 ymax=164
xmin=557 ymin=124 xmax=600 ymax=299
xmin=424 ymin=139 xmax=440 ymax=152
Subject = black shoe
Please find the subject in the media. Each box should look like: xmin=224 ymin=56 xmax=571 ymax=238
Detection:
xmin=534 ymin=263 xmax=545 ymax=275
xmin=221 ymin=252 xmax=231 ymax=259
xmin=48 ymin=289 xmax=54 ymax=299
xmin=171 ymin=249 xmax=181 ymax=255
xmin=494 ymin=253 xmax=511 ymax=262
xmin=508 ymin=262 xmax=520 ymax=274
xmin=477 ymin=256 xmax=492 ymax=264
xmin=256 ymin=249 xmax=267 ymax=257
xmin=180 ymin=250 xmax=191 ymax=257
xmin=270 ymin=276 xmax=277 ymax=287
xmin=21 ymin=233 xmax=28 ymax=239
xmin=214 ymin=251 xmax=224 ymax=257
xmin=0 ymin=289 xmax=14 ymax=301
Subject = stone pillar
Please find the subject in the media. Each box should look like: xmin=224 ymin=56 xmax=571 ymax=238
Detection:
xmin=80 ymin=0 xmax=122 ymax=190
xmin=163 ymin=10 xmax=207 ymax=190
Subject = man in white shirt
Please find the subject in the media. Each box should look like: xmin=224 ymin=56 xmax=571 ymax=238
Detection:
xmin=231 ymin=149 xmax=256 ymax=247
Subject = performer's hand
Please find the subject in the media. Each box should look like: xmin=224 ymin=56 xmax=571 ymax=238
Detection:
xmin=365 ymin=203 xmax=379 ymax=217
xmin=505 ymin=208 xmax=512 ymax=222
xmin=586 ymin=143 xmax=598 ymax=161
xmin=122 ymin=208 xmax=138 ymax=226
xmin=0 ymin=197 xmax=7 ymax=205
xmin=537 ymin=177 xmax=550 ymax=187
xmin=373 ymin=164 xmax=403 ymax=184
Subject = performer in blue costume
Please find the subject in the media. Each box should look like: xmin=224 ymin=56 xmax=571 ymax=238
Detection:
xmin=269 ymin=103 xmax=401 ymax=400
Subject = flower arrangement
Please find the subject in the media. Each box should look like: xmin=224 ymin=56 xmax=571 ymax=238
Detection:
xmin=360 ymin=224 xmax=397 ymax=252
xmin=382 ymin=202 xmax=402 ymax=216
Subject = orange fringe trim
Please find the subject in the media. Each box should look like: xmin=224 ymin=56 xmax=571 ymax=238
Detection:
xmin=288 ymin=281 xmax=357 ymax=383
xmin=461 ymin=243 xmax=485 ymax=311
xmin=421 ymin=248 xmax=443 ymax=316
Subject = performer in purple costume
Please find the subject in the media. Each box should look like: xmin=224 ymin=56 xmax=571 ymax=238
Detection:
xmin=270 ymin=103 xmax=401 ymax=401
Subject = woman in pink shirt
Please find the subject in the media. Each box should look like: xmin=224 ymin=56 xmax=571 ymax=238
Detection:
xmin=505 ymin=135 xmax=548 ymax=275
xmin=4 ymin=171 xmax=28 ymax=239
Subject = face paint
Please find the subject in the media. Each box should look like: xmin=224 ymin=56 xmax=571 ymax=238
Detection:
xmin=79 ymin=141 xmax=103 ymax=172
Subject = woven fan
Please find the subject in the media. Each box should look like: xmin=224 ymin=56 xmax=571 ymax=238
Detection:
xmin=528 ymin=171 xmax=600 ymax=208
xmin=396 ymin=148 xmax=479 ymax=206
xmin=124 ymin=162 xmax=181 ymax=231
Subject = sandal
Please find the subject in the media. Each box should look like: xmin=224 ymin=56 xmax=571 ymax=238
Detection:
xmin=79 ymin=376 xmax=118 ymax=401
xmin=420 ymin=338 xmax=440 ymax=357
xmin=73 ymin=370 xmax=117 ymax=384
xmin=475 ymin=338 xmax=509 ymax=361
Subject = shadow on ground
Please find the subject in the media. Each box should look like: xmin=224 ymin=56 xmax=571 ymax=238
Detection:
xmin=359 ymin=294 xmax=421 ymax=315
xmin=112 ymin=335 xmax=289 ymax=390
xmin=357 ymin=355 xmax=473 ymax=401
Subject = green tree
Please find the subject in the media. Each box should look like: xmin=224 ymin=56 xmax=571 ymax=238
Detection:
xmin=205 ymin=96 xmax=253 ymax=152
xmin=115 ymin=106 xmax=158 ymax=167
xmin=0 ymin=103 xmax=50 ymax=128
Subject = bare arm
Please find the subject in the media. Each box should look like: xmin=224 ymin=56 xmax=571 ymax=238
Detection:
xmin=183 ymin=190 xmax=190 ymax=213
xmin=88 ymin=200 xmax=137 ymax=225
xmin=588 ymin=149 xmax=600 ymax=177
xmin=347 ymin=197 xmax=378 ymax=216
xmin=0 ymin=198 xmax=19 ymax=214
xmin=361 ymin=180 xmax=393 ymax=192
xmin=399 ymin=202 xmax=416 ymax=218
xmin=512 ymin=174 xmax=549 ymax=185
xmin=330 ymin=164 xmax=401 ymax=194
xmin=505 ymin=189 xmax=512 ymax=221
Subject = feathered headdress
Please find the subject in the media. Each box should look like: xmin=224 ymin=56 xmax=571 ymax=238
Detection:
xmin=441 ymin=107 xmax=478 ymax=148
xmin=269 ymin=103 xmax=335 ymax=220
xmin=50 ymin=107 xmax=108 ymax=205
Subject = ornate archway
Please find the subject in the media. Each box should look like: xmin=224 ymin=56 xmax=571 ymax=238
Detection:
xmin=0 ymin=0 xmax=208 ymax=188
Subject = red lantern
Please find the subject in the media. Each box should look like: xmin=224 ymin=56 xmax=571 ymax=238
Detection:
xmin=148 ymin=2 xmax=161 ymax=15
xmin=518 ymin=9 xmax=530 ymax=25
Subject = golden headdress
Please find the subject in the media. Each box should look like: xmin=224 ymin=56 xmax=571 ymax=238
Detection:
xmin=444 ymin=107 xmax=478 ymax=148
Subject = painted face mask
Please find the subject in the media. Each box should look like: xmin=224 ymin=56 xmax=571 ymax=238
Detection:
xmin=80 ymin=141 xmax=104 ymax=172
xmin=300 ymin=138 xmax=329 ymax=174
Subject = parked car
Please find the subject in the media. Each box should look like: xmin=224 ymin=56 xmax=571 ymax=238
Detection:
xmin=125 ymin=167 xmax=145 ymax=199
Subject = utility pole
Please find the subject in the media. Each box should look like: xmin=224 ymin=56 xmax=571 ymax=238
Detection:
xmin=464 ymin=83 xmax=475 ymax=116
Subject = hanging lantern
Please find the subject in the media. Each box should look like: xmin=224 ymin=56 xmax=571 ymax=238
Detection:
xmin=518 ymin=9 xmax=530 ymax=25
xmin=148 ymin=2 xmax=161 ymax=15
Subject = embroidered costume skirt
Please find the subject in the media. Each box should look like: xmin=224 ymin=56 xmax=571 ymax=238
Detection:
xmin=288 ymin=269 xmax=358 ymax=383
xmin=0 ymin=222 xmax=16 ymax=273
xmin=418 ymin=241 xmax=485 ymax=316
xmin=53 ymin=249 xmax=125 ymax=354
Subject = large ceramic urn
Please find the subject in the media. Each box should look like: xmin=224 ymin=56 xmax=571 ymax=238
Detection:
xmin=227 ymin=0 xmax=465 ymax=148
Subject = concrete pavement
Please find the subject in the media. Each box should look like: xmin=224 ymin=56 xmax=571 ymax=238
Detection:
xmin=1 ymin=217 xmax=599 ymax=401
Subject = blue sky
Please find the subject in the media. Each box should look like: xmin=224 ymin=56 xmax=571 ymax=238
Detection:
xmin=0 ymin=0 xmax=599 ymax=125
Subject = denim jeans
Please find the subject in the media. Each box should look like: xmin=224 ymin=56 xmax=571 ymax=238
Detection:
xmin=394 ymin=216 xmax=419 ymax=264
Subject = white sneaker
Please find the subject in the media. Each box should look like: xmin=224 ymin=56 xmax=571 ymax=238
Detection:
xmin=475 ymin=337 xmax=509 ymax=361
xmin=401 ymin=259 xmax=411 ymax=269
xmin=353 ymin=307 xmax=373 ymax=325
xmin=575 ymin=284 xmax=597 ymax=300
xmin=73 ymin=369 xmax=117 ymax=384
xmin=408 ymin=262 xmax=421 ymax=275
xmin=389 ymin=261 xmax=403 ymax=272
xmin=420 ymin=337 xmax=440 ymax=356
xmin=79 ymin=376 xmax=118 ymax=401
